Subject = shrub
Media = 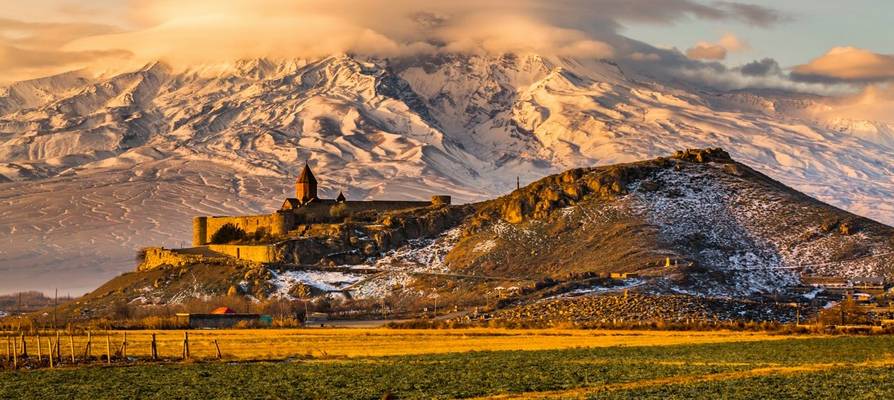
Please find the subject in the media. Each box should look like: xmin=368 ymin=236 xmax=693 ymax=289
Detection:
xmin=211 ymin=223 xmax=247 ymax=244
xmin=329 ymin=203 xmax=349 ymax=219
xmin=136 ymin=247 xmax=150 ymax=262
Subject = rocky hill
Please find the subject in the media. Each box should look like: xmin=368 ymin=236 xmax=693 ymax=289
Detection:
xmin=51 ymin=149 xmax=894 ymax=322
xmin=2 ymin=54 xmax=894 ymax=295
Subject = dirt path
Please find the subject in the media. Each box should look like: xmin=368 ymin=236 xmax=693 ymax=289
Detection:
xmin=475 ymin=358 xmax=894 ymax=400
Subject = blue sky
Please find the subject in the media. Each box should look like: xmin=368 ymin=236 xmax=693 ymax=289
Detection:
xmin=622 ymin=0 xmax=893 ymax=69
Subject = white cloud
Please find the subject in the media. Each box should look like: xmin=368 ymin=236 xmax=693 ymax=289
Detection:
xmin=0 ymin=0 xmax=788 ymax=83
xmin=793 ymin=47 xmax=894 ymax=83
xmin=685 ymin=33 xmax=749 ymax=61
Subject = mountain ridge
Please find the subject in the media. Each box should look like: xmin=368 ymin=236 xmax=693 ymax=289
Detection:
xmin=1 ymin=53 xmax=893 ymax=294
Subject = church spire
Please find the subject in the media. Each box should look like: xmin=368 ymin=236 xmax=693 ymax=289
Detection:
xmin=297 ymin=162 xmax=317 ymax=184
xmin=295 ymin=162 xmax=318 ymax=203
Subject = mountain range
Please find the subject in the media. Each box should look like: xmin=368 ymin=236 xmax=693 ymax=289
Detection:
xmin=1 ymin=53 xmax=892 ymax=295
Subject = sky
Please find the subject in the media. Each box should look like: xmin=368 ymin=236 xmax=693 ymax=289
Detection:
xmin=621 ymin=1 xmax=894 ymax=68
xmin=1 ymin=0 xmax=892 ymax=93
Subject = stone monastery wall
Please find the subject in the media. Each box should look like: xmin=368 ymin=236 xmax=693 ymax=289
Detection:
xmin=139 ymin=245 xmax=279 ymax=271
xmin=206 ymin=244 xmax=278 ymax=263
xmin=193 ymin=213 xmax=293 ymax=246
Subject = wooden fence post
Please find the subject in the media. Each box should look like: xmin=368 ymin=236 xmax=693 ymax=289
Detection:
xmin=106 ymin=331 xmax=112 ymax=365
xmin=69 ymin=334 xmax=75 ymax=363
xmin=47 ymin=337 xmax=54 ymax=368
xmin=4 ymin=335 xmax=9 ymax=364
xmin=84 ymin=331 xmax=92 ymax=360
xmin=214 ymin=339 xmax=222 ymax=360
xmin=121 ymin=332 xmax=127 ymax=361
xmin=36 ymin=333 xmax=42 ymax=363
xmin=12 ymin=336 xmax=17 ymax=370
xmin=182 ymin=332 xmax=190 ymax=360
xmin=151 ymin=333 xmax=158 ymax=361
xmin=20 ymin=332 xmax=26 ymax=358
xmin=56 ymin=332 xmax=61 ymax=361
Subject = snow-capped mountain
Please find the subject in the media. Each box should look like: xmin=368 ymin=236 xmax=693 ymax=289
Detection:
xmin=1 ymin=53 xmax=892 ymax=294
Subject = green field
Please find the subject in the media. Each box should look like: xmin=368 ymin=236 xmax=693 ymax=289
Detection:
xmin=1 ymin=336 xmax=892 ymax=399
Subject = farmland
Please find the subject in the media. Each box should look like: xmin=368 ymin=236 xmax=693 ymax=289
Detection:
xmin=1 ymin=328 xmax=794 ymax=361
xmin=1 ymin=330 xmax=893 ymax=399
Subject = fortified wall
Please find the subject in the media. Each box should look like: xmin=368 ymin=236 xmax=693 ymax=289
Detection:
xmin=193 ymin=213 xmax=293 ymax=246
xmin=139 ymin=244 xmax=279 ymax=271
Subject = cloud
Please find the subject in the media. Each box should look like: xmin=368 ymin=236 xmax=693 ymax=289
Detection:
xmin=667 ymin=63 xmax=854 ymax=95
xmin=738 ymin=58 xmax=782 ymax=77
xmin=717 ymin=33 xmax=749 ymax=52
xmin=798 ymin=83 xmax=894 ymax=126
xmin=713 ymin=2 xmax=787 ymax=27
xmin=0 ymin=0 xmax=792 ymax=83
xmin=0 ymin=18 xmax=130 ymax=83
xmin=792 ymin=47 xmax=894 ymax=83
xmin=686 ymin=43 xmax=728 ymax=60
xmin=436 ymin=15 xmax=613 ymax=58
xmin=685 ymin=33 xmax=749 ymax=61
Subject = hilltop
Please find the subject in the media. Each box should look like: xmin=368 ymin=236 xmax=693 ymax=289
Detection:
xmin=44 ymin=149 xmax=894 ymax=323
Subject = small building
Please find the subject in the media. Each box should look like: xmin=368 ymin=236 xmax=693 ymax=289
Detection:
xmin=610 ymin=272 xmax=640 ymax=280
xmin=176 ymin=307 xmax=266 ymax=329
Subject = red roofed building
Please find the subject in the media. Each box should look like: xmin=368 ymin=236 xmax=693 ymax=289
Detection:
xmin=176 ymin=306 xmax=264 ymax=328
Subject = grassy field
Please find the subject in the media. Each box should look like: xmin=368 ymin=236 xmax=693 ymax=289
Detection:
xmin=1 ymin=328 xmax=791 ymax=360
xmin=1 ymin=331 xmax=892 ymax=399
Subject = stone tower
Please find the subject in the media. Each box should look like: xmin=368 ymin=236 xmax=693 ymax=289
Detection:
xmin=296 ymin=162 xmax=318 ymax=204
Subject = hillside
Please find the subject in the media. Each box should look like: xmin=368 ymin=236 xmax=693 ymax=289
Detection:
xmin=47 ymin=149 xmax=894 ymax=322
xmin=1 ymin=54 xmax=894 ymax=295
xmin=452 ymin=148 xmax=894 ymax=297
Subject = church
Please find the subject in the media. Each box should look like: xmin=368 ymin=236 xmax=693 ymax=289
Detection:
xmin=279 ymin=163 xmax=346 ymax=211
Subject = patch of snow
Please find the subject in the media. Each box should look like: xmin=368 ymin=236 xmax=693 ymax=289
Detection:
xmin=341 ymin=228 xmax=462 ymax=299
xmin=269 ymin=270 xmax=362 ymax=297
xmin=802 ymin=288 xmax=824 ymax=300
xmin=361 ymin=227 xmax=461 ymax=274
xmin=550 ymin=279 xmax=646 ymax=299
xmin=628 ymin=166 xmax=800 ymax=296
xmin=473 ymin=239 xmax=497 ymax=253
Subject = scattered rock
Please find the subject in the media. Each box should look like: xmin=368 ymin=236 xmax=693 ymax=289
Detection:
xmin=672 ymin=148 xmax=732 ymax=163
xmin=494 ymin=293 xmax=797 ymax=323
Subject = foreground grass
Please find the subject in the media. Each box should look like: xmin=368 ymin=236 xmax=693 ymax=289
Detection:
xmin=1 ymin=336 xmax=893 ymax=399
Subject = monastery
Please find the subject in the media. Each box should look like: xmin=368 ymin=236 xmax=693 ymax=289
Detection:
xmin=191 ymin=163 xmax=450 ymax=245
xmin=140 ymin=164 xmax=451 ymax=270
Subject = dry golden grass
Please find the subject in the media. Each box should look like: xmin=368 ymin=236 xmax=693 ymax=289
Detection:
xmin=7 ymin=328 xmax=803 ymax=361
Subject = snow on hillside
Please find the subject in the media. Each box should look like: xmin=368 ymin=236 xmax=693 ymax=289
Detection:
xmin=1 ymin=53 xmax=892 ymax=294
xmin=266 ymin=228 xmax=461 ymax=300
xmin=622 ymin=161 xmax=893 ymax=296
